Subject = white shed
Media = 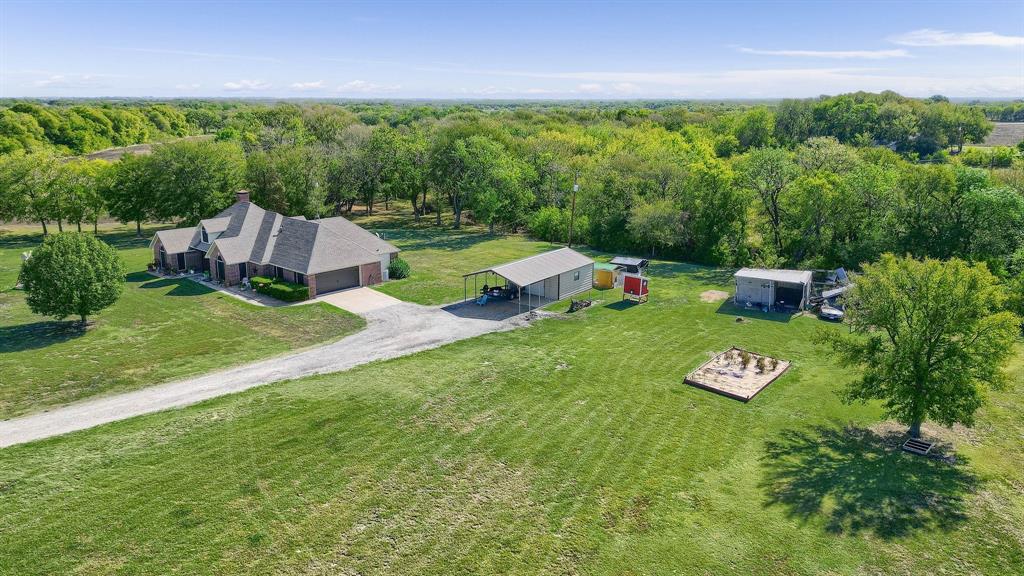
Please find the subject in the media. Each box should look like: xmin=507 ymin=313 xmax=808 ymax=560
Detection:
xmin=734 ymin=268 xmax=813 ymax=311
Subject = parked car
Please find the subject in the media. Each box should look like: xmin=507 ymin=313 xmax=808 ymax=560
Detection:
xmin=819 ymin=304 xmax=845 ymax=321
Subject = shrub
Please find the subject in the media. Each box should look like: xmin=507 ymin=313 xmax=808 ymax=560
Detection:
xmin=253 ymin=277 xmax=308 ymax=302
xmin=388 ymin=257 xmax=411 ymax=280
xmin=756 ymin=356 xmax=767 ymax=373
xmin=739 ymin=351 xmax=751 ymax=368
xmin=250 ymin=276 xmax=273 ymax=290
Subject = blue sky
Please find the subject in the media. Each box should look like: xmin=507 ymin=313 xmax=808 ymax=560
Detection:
xmin=2 ymin=1 xmax=1022 ymax=99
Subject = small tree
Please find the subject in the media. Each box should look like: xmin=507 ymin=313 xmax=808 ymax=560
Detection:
xmin=19 ymin=233 xmax=126 ymax=324
xmin=819 ymin=254 xmax=1020 ymax=438
xmin=739 ymin=350 xmax=752 ymax=369
xmin=755 ymin=356 xmax=767 ymax=373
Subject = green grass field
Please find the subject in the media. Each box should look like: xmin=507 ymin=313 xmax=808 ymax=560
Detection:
xmin=1 ymin=223 xmax=1021 ymax=575
xmin=0 ymin=225 xmax=364 ymax=419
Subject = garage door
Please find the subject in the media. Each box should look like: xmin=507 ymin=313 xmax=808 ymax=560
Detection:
xmin=315 ymin=266 xmax=360 ymax=295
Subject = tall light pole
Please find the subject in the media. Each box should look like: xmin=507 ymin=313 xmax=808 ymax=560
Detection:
xmin=567 ymin=170 xmax=579 ymax=248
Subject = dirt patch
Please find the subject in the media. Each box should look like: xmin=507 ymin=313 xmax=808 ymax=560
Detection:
xmin=700 ymin=290 xmax=729 ymax=303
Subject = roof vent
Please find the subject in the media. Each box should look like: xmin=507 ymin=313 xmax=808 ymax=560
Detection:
xmin=236 ymin=190 xmax=250 ymax=204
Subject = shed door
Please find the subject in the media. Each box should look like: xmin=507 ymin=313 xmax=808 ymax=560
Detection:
xmin=315 ymin=266 xmax=360 ymax=295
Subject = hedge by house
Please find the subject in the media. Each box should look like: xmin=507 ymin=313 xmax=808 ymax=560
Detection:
xmin=250 ymin=276 xmax=308 ymax=302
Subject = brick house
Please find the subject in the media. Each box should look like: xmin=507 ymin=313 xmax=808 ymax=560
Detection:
xmin=151 ymin=191 xmax=400 ymax=298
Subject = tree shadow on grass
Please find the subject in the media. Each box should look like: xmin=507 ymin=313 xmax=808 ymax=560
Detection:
xmin=760 ymin=425 xmax=978 ymax=539
xmin=0 ymin=320 xmax=86 ymax=353
xmin=604 ymin=300 xmax=640 ymax=311
xmin=716 ymin=300 xmax=795 ymax=323
xmin=372 ymin=228 xmax=500 ymax=253
xmin=137 ymin=276 xmax=214 ymax=296
xmin=647 ymin=262 xmax=734 ymax=287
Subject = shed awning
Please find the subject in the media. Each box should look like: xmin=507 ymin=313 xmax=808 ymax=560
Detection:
xmin=465 ymin=247 xmax=594 ymax=287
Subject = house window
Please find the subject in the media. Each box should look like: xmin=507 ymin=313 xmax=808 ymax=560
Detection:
xmin=201 ymin=228 xmax=208 ymax=243
xmin=274 ymin=266 xmax=283 ymax=279
xmin=295 ymin=273 xmax=305 ymax=285
xmin=573 ymin=271 xmax=580 ymax=281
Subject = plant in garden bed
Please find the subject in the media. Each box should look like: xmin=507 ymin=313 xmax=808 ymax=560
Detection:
xmin=250 ymin=276 xmax=308 ymax=302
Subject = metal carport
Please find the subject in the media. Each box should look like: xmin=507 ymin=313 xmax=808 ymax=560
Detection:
xmin=462 ymin=247 xmax=595 ymax=314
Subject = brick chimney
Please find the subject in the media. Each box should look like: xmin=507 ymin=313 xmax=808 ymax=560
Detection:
xmin=236 ymin=190 xmax=250 ymax=204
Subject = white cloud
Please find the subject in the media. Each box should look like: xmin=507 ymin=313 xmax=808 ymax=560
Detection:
xmin=890 ymin=29 xmax=1024 ymax=48
xmin=289 ymin=80 xmax=325 ymax=91
xmin=223 ymin=79 xmax=271 ymax=91
xmin=576 ymin=83 xmax=604 ymax=93
xmin=336 ymin=80 xmax=401 ymax=93
xmin=417 ymin=65 xmax=1024 ymax=97
xmin=33 ymin=74 xmax=109 ymax=88
xmin=611 ymin=82 xmax=641 ymax=94
xmin=737 ymin=47 xmax=910 ymax=59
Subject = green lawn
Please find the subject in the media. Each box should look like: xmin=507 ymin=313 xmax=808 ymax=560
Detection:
xmin=1 ymin=230 xmax=1021 ymax=575
xmin=0 ymin=225 xmax=364 ymax=419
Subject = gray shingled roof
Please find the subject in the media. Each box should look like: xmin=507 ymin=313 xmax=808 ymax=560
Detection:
xmin=318 ymin=216 xmax=398 ymax=257
xmin=200 ymin=216 xmax=231 ymax=234
xmin=267 ymin=217 xmax=391 ymax=274
xmin=155 ymin=196 xmax=399 ymax=274
xmin=467 ymin=247 xmax=594 ymax=287
xmin=154 ymin=227 xmax=195 ymax=254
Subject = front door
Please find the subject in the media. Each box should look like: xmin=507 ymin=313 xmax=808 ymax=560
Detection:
xmin=216 ymin=258 xmax=225 ymax=281
xmin=177 ymin=253 xmax=186 ymax=270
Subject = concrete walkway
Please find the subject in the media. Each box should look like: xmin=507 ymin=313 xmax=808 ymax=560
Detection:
xmin=0 ymin=300 xmax=545 ymax=448
xmin=313 ymin=287 xmax=403 ymax=314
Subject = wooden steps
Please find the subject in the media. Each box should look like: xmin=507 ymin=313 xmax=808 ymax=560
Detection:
xmin=902 ymin=437 xmax=934 ymax=456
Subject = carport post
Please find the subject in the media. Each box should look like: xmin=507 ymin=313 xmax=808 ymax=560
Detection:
xmin=464 ymin=276 xmax=467 ymax=302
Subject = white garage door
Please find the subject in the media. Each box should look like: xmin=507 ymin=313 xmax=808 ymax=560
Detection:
xmin=316 ymin=266 xmax=360 ymax=295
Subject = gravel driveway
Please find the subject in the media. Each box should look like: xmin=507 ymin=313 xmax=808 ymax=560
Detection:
xmin=0 ymin=300 xmax=542 ymax=448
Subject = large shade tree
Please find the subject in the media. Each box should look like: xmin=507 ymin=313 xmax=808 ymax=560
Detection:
xmin=19 ymin=232 xmax=126 ymax=324
xmin=820 ymin=254 xmax=1020 ymax=438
